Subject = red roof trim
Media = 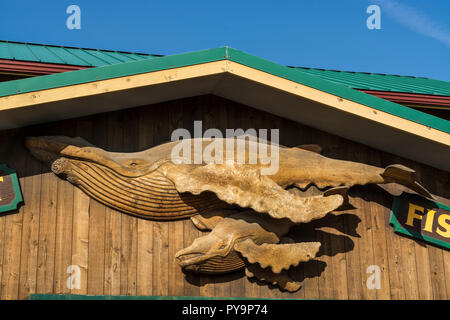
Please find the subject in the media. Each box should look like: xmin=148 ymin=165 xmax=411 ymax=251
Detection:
xmin=0 ymin=59 xmax=89 ymax=75
xmin=358 ymin=89 xmax=450 ymax=107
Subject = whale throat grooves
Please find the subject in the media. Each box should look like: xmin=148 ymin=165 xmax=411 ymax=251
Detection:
xmin=53 ymin=158 xmax=229 ymax=220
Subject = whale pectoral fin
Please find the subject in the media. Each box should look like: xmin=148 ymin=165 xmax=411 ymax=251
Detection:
xmin=295 ymin=144 xmax=323 ymax=154
xmin=234 ymin=239 xmax=321 ymax=274
xmin=245 ymin=264 xmax=302 ymax=292
xmin=190 ymin=209 xmax=239 ymax=231
xmin=161 ymin=162 xmax=344 ymax=223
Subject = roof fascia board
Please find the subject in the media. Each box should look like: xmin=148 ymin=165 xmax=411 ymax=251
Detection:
xmin=1 ymin=58 xmax=447 ymax=150
xmin=223 ymin=61 xmax=449 ymax=147
xmin=0 ymin=47 xmax=228 ymax=98
xmin=226 ymin=47 xmax=450 ymax=134
xmin=0 ymin=61 xmax=228 ymax=112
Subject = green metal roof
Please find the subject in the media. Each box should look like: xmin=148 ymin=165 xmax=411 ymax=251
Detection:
xmin=293 ymin=67 xmax=450 ymax=96
xmin=0 ymin=40 xmax=161 ymax=67
xmin=1 ymin=40 xmax=449 ymax=98
xmin=0 ymin=46 xmax=448 ymax=134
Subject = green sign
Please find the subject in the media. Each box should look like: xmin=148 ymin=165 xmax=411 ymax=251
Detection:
xmin=0 ymin=164 xmax=23 ymax=214
xmin=390 ymin=192 xmax=450 ymax=250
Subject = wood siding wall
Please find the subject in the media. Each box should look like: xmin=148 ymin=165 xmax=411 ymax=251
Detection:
xmin=0 ymin=95 xmax=448 ymax=300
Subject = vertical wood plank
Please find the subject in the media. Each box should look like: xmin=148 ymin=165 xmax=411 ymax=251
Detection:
xmin=0 ymin=132 xmax=11 ymax=298
xmin=428 ymin=246 xmax=447 ymax=299
xmin=353 ymin=194 xmax=375 ymax=300
xmin=53 ymin=179 xmax=74 ymax=294
xmin=18 ymin=155 xmax=42 ymax=299
xmin=137 ymin=219 xmax=153 ymax=296
xmin=68 ymin=117 xmax=92 ymax=295
xmin=392 ymin=158 xmax=420 ymax=300
xmin=152 ymin=221 xmax=169 ymax=296
xmin=70 ymin=188 xmax=90 ymax=295
xmin=370 ymin=198 xmax=392 ymax=299
xmin=120 ymin=109 xmax=138 ymax=295
xmin=119 ymin=196 xmax=138 ymax=296
xmin=436 ymin=174 xmax=450 ymax=299
xmin=383 ymin=197 xmax=406 ymax=300
xmin=36 ymin=172 xmax=58 ymax=294
xmin=147 ymin=105 xmax=170 ymax=297
xmin=0 ymin=132 xmax=24 ymax=300
xmin=86 ymin=114 xmax=107 ymax=295
xmin=52 ymin=120 xmax=75 ymax=295
xmin=136 ymin=107 xmax=154 ymax=296
xmin=330 ymin=228 xmax=349 ymax=299
xmin=104 ymin=112 xmax=122 ymax=295
xmin=0 ymin=195 xmax=4 ymax=298
xmin=339 ymin=142 xmax=363 ymax=300
xmin=87 ymin=200 xmax=106 ymax=294
xmin=353 ymin=148 xmax=377 ymax=300
xmin=104 ymin=208 xmax=121 ymax=295
xmin=342 ymin=209 xmax=362 ymax=299
xmin=442 ymin=247 xmax=450 ymax=299
xmin=414 ymin=242 xmax=433 ymax=299
xmin=0 ymin=193 xmax=23 ymax=299
xmin=183 ymin=219 xmax=200 ymax=297
xmin=420 ymin=166 xmax=447 ymax=300
xmin=399 ymin=238 xmax=420 ymax=299
xmin=168 ymin=220 xmax=184 ymax=296
xmin=325 ymin=135 xmax=348 ymax=300
xmin=367 ymin=152 xmax=391 ymax=300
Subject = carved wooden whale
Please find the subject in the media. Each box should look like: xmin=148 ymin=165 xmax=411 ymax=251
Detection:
xmin=25 ymin=136 xmax=431 ymax=221
xmin=26 ymin=135 xmax=432 ymax=292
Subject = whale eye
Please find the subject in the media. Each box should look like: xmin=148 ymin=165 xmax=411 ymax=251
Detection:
xmin=127 ymin=160 xmax=141 ymax=167
xmin=219 ymin=244 xmax=226 ymax=250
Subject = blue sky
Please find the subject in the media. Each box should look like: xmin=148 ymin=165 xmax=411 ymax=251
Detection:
xmin=1 ymin=0 xmax=449 ymax=81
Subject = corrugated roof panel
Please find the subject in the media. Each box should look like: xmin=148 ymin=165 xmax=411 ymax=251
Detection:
xmin=7 ymin=42 xmax=37 ymax=61
xmin=102 ymin=51 xmax=139 ymax=63
xmin=27 ymin=44 xmax=65 ymax=64
xmin=0 ymin=42 xmax=12 ymax=59
xmin=81 ymin=49 xmax=120 ymax=66
xmin=0 ymin=40 xmax=158 ymax=67
xmin=82 ymin=50 xmax=125 ymax=65
xmin=44 ymin=46 xmax=92 ymax=66
xmin=294 ymin=67 xmax=450 ymax=96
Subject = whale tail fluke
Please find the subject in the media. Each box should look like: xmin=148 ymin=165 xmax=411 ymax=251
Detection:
xmin=381 ymin=164 xmax=433 ymax=199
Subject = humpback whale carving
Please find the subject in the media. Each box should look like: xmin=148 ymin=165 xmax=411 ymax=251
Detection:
xmin=26 ymin=135 xmax=432 ymax=292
